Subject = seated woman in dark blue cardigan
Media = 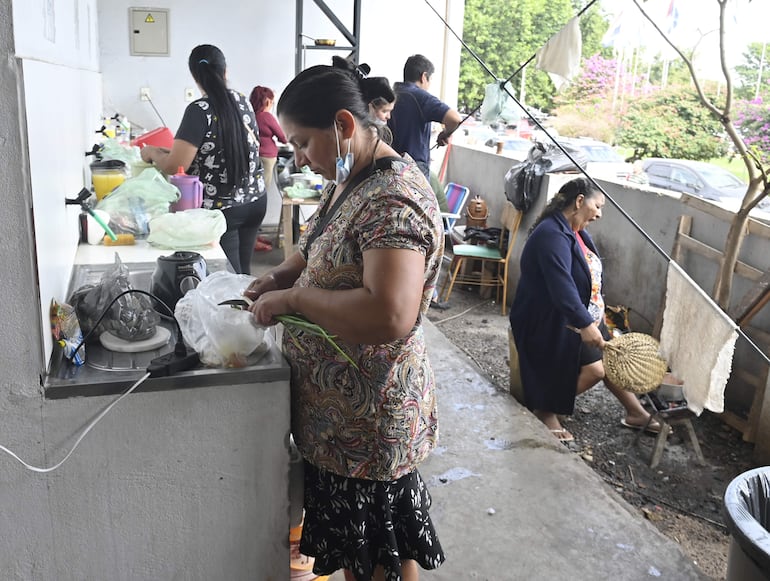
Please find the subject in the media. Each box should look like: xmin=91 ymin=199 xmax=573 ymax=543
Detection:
xmin=509 ymin=177 xmax=659 ymax=443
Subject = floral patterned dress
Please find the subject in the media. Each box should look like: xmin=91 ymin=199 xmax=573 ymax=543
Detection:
xmin=286 ymin=156 xmax=446 ymax=579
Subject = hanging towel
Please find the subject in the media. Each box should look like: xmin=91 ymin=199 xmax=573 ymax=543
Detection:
xmin=659 ymin=261 xmax=739 ymax=415
xmin=535 ymin=16 xmax=582 ymax=92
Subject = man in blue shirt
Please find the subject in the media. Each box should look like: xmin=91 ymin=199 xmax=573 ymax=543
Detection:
xmin=388 ymin=54 xmax=462 ymax=180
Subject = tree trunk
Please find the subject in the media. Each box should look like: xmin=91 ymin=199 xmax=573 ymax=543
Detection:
xmin=714 ymin=209 xmax=750 ymax=309
xmin=634 ymin=0 xmax=769 ymax=308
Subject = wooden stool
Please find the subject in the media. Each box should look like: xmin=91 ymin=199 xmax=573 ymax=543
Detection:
xmin=638 ymin=394 xmax=706 ymax=468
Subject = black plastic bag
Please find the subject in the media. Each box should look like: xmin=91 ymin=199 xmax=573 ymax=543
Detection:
xmin=504 ymin=142 xmax=589 ymax=213
xmin=69 ymin=254 xmax=160 ymax=342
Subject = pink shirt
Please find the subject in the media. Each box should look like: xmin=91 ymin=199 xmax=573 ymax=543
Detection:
xmin=254 ymin=110 xmax=286 ymax=158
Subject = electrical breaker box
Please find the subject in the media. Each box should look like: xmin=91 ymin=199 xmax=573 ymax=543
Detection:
xmin=129 ymin=8 xmax=169 ymax=56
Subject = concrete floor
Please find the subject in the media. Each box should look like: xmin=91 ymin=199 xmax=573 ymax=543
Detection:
xmin=251 ymin=239 xmax=709 ymax=581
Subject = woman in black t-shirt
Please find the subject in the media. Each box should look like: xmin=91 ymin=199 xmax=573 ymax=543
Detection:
xmin=141 ymin=44 xmax=266 ymax=274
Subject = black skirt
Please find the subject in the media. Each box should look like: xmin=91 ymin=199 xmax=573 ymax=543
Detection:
xmin=299 ymin=460 xmax=446 ymax=581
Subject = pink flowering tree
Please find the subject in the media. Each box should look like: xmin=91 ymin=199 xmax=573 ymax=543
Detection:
xmin=735 ymin=98 xmax=770 ymax=166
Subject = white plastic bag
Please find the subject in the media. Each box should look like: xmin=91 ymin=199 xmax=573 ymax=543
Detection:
xmin=148 ymin=209 xmax=226 ymax=249
xmin=175 ymin=271 xmax=273 ymax=368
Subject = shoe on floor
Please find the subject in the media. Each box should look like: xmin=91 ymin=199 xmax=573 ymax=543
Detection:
xmin=254 ymin=239 xmax=272 ymax=252
xmin=549 ymin=428 xmax=574 ymax=443
xmin=620 ymin=418 xmax=662 ymax=434
xmin=430 ymin=300 xmax=451 ymax=311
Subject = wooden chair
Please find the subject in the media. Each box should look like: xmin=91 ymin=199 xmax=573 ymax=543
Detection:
xmin=440 ymin=201 xmax=522 ymax=315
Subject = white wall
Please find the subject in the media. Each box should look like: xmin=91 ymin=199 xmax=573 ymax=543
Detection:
xmin=12 ymin=0 xmax=104 ymax=368
xmin=97 ymin=0 xmax=464 ymax=226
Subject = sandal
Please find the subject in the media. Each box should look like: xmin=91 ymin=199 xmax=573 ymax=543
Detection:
xmin=620 ymin=418 xmax=662 ymax=435
xmin=549 ymin=428 xmax=575 ymax=443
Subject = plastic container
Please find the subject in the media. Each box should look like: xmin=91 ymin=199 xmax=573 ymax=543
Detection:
xmin=85 ymin=210 xmax=111 ymax=245
xmin=90 ymin=159 xmax=128 ymax=201
xmin=130 ymin=160 xmax=154 ymax=178
xmin=169 ymin=167 xmax=203 ymax=212
xmin=723 ymin=466 xmax=770 ymax=580
xmin=131 ymin=126 xmax=174 ymax=149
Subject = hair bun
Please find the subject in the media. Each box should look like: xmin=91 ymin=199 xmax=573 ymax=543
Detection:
xmin=331 ymin=56 xmax=370 ymax=81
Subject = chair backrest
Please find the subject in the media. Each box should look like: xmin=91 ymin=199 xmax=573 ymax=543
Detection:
xmin=500 ymin=201 xmax=523 ymax=260
xmin=442 ymin=182 xmax=470 ymax=231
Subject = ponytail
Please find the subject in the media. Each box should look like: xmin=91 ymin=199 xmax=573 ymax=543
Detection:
xmin=188 ymin=45 xmax=249 ymax=187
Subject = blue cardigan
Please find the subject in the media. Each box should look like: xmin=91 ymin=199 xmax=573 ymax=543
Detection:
xmin=509 ymin=212 xmax=600 ymax=414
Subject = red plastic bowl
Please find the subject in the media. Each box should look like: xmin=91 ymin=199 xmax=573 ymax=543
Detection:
xmin=131 ymin=127 xmax=174 ymax=149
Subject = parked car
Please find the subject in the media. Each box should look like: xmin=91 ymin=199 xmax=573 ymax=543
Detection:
xmin=557 ymin=137 xmax=633 ymax=180
xmin=642 ymin=158 xmax=750 ymax=202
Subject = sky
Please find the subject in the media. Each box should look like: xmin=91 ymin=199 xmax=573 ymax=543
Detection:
xmin=599 ymin=0 xmax=769 ymax=79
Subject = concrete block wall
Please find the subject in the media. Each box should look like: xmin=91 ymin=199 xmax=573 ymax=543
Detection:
xmin=444 ymin=142 xmax=770 ymax=421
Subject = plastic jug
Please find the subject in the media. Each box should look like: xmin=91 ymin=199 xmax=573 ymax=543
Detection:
xmin=169 ymin=167 xmax=203 ymax=212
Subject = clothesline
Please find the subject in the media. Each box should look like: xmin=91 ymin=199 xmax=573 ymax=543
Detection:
xmin=422 ymin=0 xmax=770 ymax=368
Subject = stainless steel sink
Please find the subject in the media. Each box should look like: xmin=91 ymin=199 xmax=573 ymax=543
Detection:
xmin=66 ymin=262 xmax=175 ymax=372
xmin=42 ymin=258 xmax=290 ymax=399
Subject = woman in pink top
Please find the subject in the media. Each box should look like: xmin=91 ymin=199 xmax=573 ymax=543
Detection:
xmin=249 ymin=85 xmax=288 ymax=190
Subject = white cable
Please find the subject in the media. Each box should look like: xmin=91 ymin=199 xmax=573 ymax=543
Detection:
xmin=0 ymin=372 xmax=151 ymax=473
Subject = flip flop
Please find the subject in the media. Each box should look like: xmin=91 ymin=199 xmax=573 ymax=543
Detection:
xmin=549 ymin=428 xmax=575 ymax=443
xmin=620 ymin=418 xmax=662 ymax=435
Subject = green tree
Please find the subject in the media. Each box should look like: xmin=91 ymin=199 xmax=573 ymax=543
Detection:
xmin=617 ymin=88 xmax=727 ymax=160
xmin=458 ymin=0 xmax=575 ymax=113
xmin=734 ymin=42 xmax=770 ymax=101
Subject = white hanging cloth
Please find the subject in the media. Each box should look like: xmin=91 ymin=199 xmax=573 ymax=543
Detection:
xmin=659 ymin=261 xmax=739 ymax=415
xmin=535 ymin=16 xmax=583 ymax=92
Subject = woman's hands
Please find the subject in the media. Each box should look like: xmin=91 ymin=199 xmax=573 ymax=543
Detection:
xmin=244 ymin=272 xmax=295 ymax=327
xmin=140 ymin=145 xmax=170 ymax=164
xmin=579 ymin=322 xmax=605 ymax=350
xmin=247 ymin=289 xmax=293 ymax=327
xmin=244 ymin=272 xmax=279 ymax=300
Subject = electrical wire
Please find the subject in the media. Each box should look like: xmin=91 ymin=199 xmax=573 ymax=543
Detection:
xmin=146 ymin=95 xmax=167 ymax=127
xmin=66 ymin=289 xmax=180 ymax=364
xmin=0 ymin=373 xmax=151 ymax=473
xmin=7 ymin=290 xmax=187 ymax=472
xmin=423 ymin=0 xmax=770 ymax=367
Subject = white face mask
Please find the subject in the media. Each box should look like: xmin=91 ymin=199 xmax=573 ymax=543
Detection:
xmin=334 ymin=124 xmax=354 ymax=184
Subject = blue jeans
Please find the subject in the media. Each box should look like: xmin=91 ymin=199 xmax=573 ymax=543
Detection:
xmin=219 ymin=196 xmax=267 ymax=275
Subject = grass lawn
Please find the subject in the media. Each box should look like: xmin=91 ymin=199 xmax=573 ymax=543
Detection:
xmin=709 ymin=156 xmax=750 ymax=181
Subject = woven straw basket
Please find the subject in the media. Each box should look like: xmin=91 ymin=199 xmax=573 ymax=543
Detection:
xmin=602 ymin=332 xmax=668 ymax=394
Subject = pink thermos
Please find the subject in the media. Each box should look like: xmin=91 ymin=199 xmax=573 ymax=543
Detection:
xmin=169 ymin=166 xmax=203 ymax=212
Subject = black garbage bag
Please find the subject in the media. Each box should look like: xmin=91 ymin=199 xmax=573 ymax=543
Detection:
xmin=723 ymin=467 xmax=770 ymax=580
xmin=504 ymin=142 xmax=588 ymax=213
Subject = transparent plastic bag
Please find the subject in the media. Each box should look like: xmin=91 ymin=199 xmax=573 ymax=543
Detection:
xmin=174 ymin=270 xmax=273 ymax=368
xmin=95 ymin=168 xmax=179 ymax=237
xmin=147 ymin=209 xmax=226 ymax=249
xmin=50 ymin=299 xmax=86 ymax=366
xmin=99 ymin=138 xmax=143 ymax=167
xmin=68 ymin=254 xmax=160 ymax=341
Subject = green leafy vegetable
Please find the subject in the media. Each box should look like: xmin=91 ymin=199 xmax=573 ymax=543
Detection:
xmin=276 ymin=314 xmax=359 ymax=370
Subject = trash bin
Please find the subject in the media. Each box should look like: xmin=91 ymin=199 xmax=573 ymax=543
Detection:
xmin=723 ymin=467 xmax=770 ymax=580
